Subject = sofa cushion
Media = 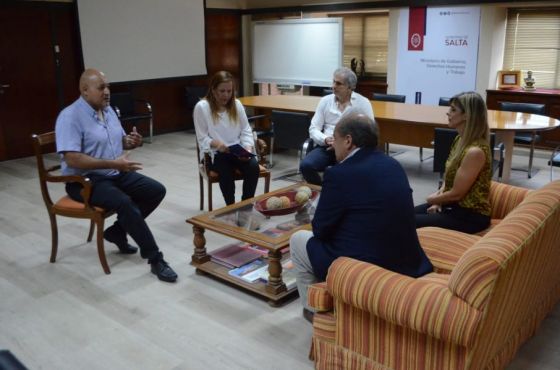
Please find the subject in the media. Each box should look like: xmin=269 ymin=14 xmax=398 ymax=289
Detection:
xmin=417 ymin=227 xmax=480 ymax=273
xmin=475 ymin=218 xmax=502 ymax=236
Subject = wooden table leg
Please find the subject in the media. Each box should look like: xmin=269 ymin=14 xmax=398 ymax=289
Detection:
xmin=191 ymin=225 xmax=210 ymax=264
xmin=265 ymin=249 xmax=287 ymax=294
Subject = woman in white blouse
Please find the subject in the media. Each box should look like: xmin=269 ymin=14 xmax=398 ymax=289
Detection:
xmin=193 ymin=71 xmax=259 ymax=205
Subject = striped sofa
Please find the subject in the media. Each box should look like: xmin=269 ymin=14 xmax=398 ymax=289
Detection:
xmin=308 ymin=180 xmax=560 ymax=370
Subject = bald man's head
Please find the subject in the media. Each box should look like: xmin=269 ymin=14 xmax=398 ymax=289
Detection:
xmin=79 ymin=68 xmax=110 ymax=111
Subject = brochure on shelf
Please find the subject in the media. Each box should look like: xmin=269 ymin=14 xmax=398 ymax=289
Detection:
xmin=209 ymin=242 xmax=262 ymax=269
xmin=228 ymin=259 xmax=267 ymax=283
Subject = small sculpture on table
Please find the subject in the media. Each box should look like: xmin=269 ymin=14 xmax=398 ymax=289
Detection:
xmin=358 ymin=59 xmax=365 ymax=77
xmin=350 ymin=58 xmax=358 ymax=74
xmin=523 ymin=70 xmax=536 ymax=91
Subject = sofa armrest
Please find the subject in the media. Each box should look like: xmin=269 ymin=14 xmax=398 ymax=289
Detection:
xmin=326 ymin=257 xmax=482 ymax=347
xmin=308 ymin=282 xmax=333 ymax=312
xmin=489 ymin=181 xmax=530 ymax=219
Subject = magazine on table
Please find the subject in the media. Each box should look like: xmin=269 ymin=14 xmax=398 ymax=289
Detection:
xmin=244 ymin=258 xmax=296 ymax=290
xmin=228 ymin=259 xmax=267 ymax=283
xmin=209 ymin=242 xmax=262 ymax=269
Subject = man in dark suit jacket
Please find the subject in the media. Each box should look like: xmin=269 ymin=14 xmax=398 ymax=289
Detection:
xmin=290 ymin=113 xmax=433 ymax=322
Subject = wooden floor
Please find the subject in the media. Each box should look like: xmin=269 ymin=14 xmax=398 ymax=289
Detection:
xmin=1 ymin=131 xmax=559 ymax=369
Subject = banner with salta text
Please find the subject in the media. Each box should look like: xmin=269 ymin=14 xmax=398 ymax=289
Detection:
xmin=395 ymin=6 xmax=480 ymax=105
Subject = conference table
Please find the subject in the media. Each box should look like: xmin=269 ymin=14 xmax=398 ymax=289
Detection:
xmin=239 ymin=95 xmax=560 ymax=183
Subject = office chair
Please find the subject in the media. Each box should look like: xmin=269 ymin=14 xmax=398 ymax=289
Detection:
xmin=185 ymin=86 xmax=208 ymax=111
xmin=270 ymin=110 xmax=312 ymax=177
xmin=196 ymin=140 xmax=271 ymax=212
xmin=372 ymin=93 xmax=406 ymax=103
xmin=433 ymin=128 xmax=504 ymax=186
xmin=372 ymin=93 xmax=407 ymax=155
xmin=439 ymin=97 xmax=451 ymax=106
xmin=110 ymin=92 xmax=154 ymax=143
xmin=549 ymin=145 xmax=560 ymax=181
xmin=498 ymin=102 xmax=546 ymax=178
xmin=31 ymin=132 xmax=115 ymax=274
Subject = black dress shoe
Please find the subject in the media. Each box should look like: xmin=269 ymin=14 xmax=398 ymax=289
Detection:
xmin=303 ymin=308 xmax=314 ymax=324
xmin=115 ymin=243 xmax=138 ymax=254
xmin=104 ymin=226 xmax=138 ymax=254
xmin=150 ymin=259 xmax=178 ymax=283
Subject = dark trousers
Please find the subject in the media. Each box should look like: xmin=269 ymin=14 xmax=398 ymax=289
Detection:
xmin=414 ymin=203 xmax=490 ymax=234
xmin=211 ymin=153 xmax=259 ymax=205
xmin=299 ymin=146 xmax=336 ymax=185
xmin=66 ymin=171 xmax=165 ymax=261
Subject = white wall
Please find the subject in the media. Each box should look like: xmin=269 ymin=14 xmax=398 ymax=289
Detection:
xmin=476 ymin=5 xmax=508 ymax=97
xmin=386 ymin=9 xmax=400 ymax=94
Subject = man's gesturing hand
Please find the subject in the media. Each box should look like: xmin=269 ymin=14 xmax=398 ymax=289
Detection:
xmin=124 ymin=126 xmax=143 ymax=149
xmin=115 ymin=151 xmax=142 ymax=172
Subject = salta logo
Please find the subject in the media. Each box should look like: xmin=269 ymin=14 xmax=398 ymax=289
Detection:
xmin=410 ymin=33 xmax=422 ymax=49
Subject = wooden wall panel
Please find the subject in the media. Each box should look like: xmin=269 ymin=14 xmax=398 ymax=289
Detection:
xmin=0 ymin=2 xmax=79 ymax=160
xmin=205 ymin=12 xmax=242 ymax=82
xmin=111 ymin=77 xmax=209 ymax=135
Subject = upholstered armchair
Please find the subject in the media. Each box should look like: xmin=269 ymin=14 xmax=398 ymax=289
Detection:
xmin=308 ymin=180 xmax=560 ymax=370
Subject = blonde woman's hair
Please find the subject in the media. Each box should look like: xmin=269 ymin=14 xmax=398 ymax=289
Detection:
xmin=205 ymin=71 xmax=239 ymax=124
xmin=447 ymin=91 xmax=490 ymax=170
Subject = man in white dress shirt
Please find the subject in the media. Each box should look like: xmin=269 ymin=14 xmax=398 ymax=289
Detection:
xmin=299 ymin=67 xmax=374 ymax=185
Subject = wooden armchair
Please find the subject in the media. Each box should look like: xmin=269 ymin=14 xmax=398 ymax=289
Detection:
xmin=31 ymin=132 xmax=114 ymax=274
xmin=197 ymin=138 xmax=271 ymax=211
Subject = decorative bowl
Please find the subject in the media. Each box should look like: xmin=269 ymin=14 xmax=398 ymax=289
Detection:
xmin=254 ymin=190 xmax=318 ymax=216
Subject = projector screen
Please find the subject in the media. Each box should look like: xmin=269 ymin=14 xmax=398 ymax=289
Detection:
xmin=77 ymin=0 xmax=207 ymax=83
xmin=252 ymin=18 xmax=343 ymax=87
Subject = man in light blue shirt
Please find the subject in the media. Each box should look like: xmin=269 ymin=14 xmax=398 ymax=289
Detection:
xmin=55 ymin=68 xmax=177 ymax=282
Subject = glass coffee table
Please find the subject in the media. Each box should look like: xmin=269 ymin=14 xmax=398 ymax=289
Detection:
xmin=186 ymin=183 xmax=320 ymax=306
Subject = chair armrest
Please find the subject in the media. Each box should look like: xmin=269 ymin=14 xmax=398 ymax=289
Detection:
xmin=134 ymin=99 xmax=153 ymax=114
xmin=256 ymin=138 xmax=267 ymax=157
xmin=302 ymin=138 xmax=314 ymax=155
xmin=308 ymin=282 xmax=333 ymax=312
xmin=550 ymin=144 xmax=560 ymax=165
xmin=494 ymin=141 xmax=504 ymax=162
xmin=326 ymin=257 xmax=482 ymax=347
xmin=300 ymin=138 xmax=315 ymax=163
xmin=248 ymin=114 xmax=267 ymax=122
xmin=45 ymin=174 xmax=95 ymax=208
xmin=202 ymin=152 xmax=212 ymax=172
